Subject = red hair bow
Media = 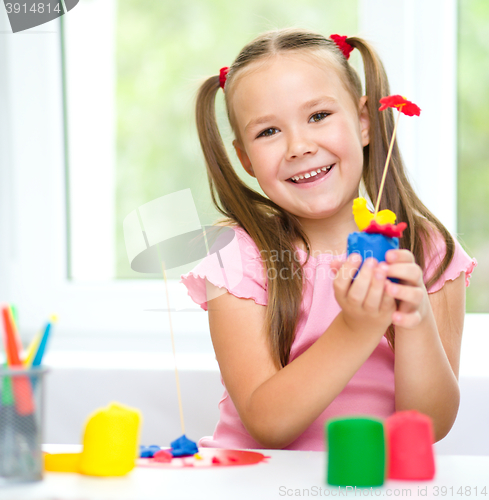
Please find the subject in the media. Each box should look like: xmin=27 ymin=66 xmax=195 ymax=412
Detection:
xmin=219 ymin=67 xmax=229 ymax=90
xmin=330 ymin=34 xmax=354 ymax=60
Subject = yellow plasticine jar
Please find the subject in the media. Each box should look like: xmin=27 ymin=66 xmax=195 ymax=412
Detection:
xmin=78 ymin=402 xmax=142 ymax=477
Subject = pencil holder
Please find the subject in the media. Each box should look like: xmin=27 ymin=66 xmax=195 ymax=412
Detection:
xmin=326 ymin=416 xmax=385 ymax=488
xmin=0 ymin=367 xmax=47 ymax=485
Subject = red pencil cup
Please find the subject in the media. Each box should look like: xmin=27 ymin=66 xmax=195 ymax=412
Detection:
xmin=385 ymin=410 xmax=435 ymax=480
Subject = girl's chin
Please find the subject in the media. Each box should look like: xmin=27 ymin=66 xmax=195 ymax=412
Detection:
xmin=293 ymin=209 xmax=342 ymax=222
xmin=292 ymin=202 xmax=354 ymax=222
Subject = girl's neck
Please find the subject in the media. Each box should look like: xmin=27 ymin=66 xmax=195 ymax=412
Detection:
xmin=295 ymin=211 xmax=358 ymax=257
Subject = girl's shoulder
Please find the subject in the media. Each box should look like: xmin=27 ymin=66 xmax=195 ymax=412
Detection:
xmin=180 ymin=224 xmax=267 ymax=311
xmin=228 ymin=225 xmax=263 ymax=259
xmin=420 ymin=222 xmax=477 ymax=293
xmin=208 ymin=222 xmax=262 ymax=258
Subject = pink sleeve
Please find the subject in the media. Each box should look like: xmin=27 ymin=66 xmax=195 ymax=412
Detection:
xmin=180 ymin=226 xmax=268 ymax=311
xmin=425 ymin=232 xmax=477 ymax=294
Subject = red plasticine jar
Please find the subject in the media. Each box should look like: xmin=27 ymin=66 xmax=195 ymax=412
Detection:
xmin=385 ymin=410 xmax=435 ymax=480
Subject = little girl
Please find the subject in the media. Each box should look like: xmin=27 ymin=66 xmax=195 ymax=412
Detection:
xmin=181 ymin=28 xmax=477 ymax=451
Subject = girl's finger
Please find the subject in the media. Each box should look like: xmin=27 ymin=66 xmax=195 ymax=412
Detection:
xmin=362 ymin=262 xmax=388 ymax=313
xmin=379 ymin=282 xmax=396 ymax=315
xmin=347 ymin=257 xmax=378 ymax=306
xmin=385 ymin=249 xmax=415 ymax=264
xmin=392 ymin=310 xmax=422 ymax=329
xmin=386 ymin=263 xmax=424 ymax=286
xmin=329 ymin=259 xmax=343 ymax=276
xmin=333 ymin=253 xmax=363 ymax=299
xmin=386 ymin=281 xmax=425 ymax=307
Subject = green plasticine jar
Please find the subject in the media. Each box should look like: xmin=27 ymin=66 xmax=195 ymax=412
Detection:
xmin=326 ymin=417 xmax=385 ymax=488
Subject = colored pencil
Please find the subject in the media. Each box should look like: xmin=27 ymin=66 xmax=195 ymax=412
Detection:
xmin=1 ymin=306 xmax=35 ymax=415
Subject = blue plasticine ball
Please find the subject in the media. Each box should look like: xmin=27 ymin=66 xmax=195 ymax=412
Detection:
xmin=347 ymin=232 xmax=399 ymax=281
xmin=347 ymin=231 xmax=399 ymax=263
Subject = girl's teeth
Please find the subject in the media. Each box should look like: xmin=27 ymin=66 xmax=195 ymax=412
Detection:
xmin=291 ymin=165 xmax=333 ymax=182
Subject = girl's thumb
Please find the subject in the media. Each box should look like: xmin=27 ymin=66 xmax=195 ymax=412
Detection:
xmin=329 ymin=259 xmax=342 ymax=277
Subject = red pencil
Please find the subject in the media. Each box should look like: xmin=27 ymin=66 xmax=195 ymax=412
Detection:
xmin=1 ymin=305 xmax=35 ymax=415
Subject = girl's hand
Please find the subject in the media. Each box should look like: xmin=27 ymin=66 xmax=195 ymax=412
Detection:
xmin=384 ymin=249 xmax=431 ymax=329
xmin=330 ymin=254 xmax=396 ymax=336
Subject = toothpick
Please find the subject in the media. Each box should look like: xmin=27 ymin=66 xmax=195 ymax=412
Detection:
xmin=161 ymin=261 xmax=186 ymax=435
xmin=374 ymin=109 xmax=402 ymax=216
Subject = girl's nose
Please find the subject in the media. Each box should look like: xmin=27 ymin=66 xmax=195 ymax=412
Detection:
xmin=286 ymin=135 xmax=318 ymax=160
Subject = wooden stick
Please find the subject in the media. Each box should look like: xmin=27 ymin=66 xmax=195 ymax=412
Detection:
xmin=374 ymin=110 xmax=402 ymax=215
xmin=161 ymin=262 xmax=186 ymax=435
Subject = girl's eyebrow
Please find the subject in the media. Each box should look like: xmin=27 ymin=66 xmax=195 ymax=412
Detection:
xmin=244 ymin=96 xmax=338 ymax=133
xmin=302 ymin=96 xmax=338 ymax=109
xmin=245 ymin=114 xmax=276 ymax=133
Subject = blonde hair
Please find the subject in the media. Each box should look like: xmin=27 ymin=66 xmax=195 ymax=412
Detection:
xmin=195 ymin=28 xmax=454 ymax=368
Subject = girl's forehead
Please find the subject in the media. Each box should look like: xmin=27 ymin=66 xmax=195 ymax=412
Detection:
xmin=233 ymin=50 xmax=342 ymax=88
xmin=230 ymin=52 xmax=352 ymax=112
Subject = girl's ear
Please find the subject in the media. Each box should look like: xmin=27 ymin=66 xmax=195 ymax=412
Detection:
xmin=359 ymin=96 xmax=370 ymax=147
xmin=233 ymin=140 xmax=255 ymax=177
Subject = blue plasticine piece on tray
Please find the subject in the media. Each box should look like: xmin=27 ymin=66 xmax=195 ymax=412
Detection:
xmin=140 ymin=444 xmax=161 ymax=458
xmin=170 ymin=435 xmax=198 ymax=457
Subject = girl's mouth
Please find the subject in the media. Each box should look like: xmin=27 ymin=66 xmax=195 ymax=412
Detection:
xmin=288 ymin=164 xmax=335 ymax=184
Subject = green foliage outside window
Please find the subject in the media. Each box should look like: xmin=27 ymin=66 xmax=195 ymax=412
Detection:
xmin=458 ymin=0 xmax=489 ymax=312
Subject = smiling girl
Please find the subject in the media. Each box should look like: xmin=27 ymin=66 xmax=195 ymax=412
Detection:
xmin=181 ymin=28 xmax=476 ymax=450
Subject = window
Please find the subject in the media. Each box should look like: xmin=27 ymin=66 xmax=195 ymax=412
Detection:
xmin=2 ymin=0 xmax=483 ymax=349
xmin=63 ymin=0 xmax=359 ymax=282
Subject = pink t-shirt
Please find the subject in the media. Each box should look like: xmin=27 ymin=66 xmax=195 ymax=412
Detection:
xmin=180 ymin=226 xmax=477 ymax=451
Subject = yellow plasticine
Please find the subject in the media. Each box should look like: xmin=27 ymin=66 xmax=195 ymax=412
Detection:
xmin=78 ymin=402 xmax=142 ymax=477
xmin=374 ymin=209 xmax=396 ymax=226
xmin=194 ymin=453 xmax=203 ymax=460
xmin=44 ymin=452 xmax=82 ymax=473
xmin=352 ymin=197 xmax=396 ymax=230
xmin=352 ymin=198 xmax=374 ymax=231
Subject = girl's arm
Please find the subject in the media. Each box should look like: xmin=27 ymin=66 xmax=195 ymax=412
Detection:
xmin=206 ymin=254 xmax=396 ymax=449
xmin=385 ymin=249 xmax=464 ymax=441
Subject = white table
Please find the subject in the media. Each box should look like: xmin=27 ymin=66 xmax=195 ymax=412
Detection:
xmin=1 ymin=446 xmax=488 ymax=500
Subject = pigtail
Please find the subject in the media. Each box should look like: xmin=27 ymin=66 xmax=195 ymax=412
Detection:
xmin=195 ymin=72 xmax=306 ymax=368
xmin=346 ymin=39 xmax=405 ymax=226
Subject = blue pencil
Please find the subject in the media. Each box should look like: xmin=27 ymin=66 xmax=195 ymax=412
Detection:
xmin=31 ymin=316 xmax=56 ymax=368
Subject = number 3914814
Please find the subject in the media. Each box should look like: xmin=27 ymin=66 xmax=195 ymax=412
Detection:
xmin=5 ymin=3 xmax=62 ymax=14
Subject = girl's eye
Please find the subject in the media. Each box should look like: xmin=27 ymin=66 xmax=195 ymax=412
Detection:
xmin=310 ymin=112 xmax=330 ymax=123
xmin=257 ymin=127 xmax=278 ymax=138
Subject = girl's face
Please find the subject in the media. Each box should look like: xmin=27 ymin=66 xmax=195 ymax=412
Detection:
xmin=231 ymin=52 xmax=369 ymax=225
